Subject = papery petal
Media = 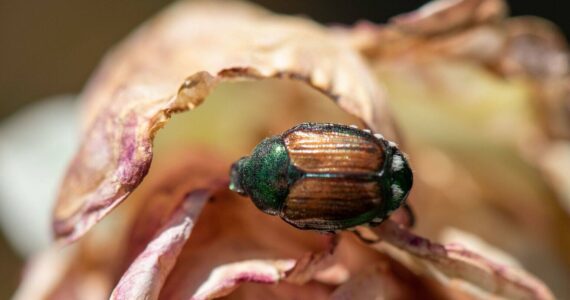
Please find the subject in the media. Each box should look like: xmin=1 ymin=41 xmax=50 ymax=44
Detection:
xmin=389 ymin=0 xmax=505 ymax=35
xmin=370 ymin=221 xmax=555 ymax=300
xmin=190 ymin=241 xmax=341 ymax=300
xmin=157 ymin=189 xmax=334 ymax=299
xmin=191 ymin=259 xmax=296 ymax=300
xmin=122 ymin=149 xmax=229 ymax=265
xmin=439 ymin=227 xmax=522 ymax=268
xmin=53 ymin=0 xmax=395 ymax=242
xmin=111 ymin=190 xmax=214 ymax=300
xmin=501 ymin=17 xmax=569 ymax=78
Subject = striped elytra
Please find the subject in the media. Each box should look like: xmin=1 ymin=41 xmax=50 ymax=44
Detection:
xmin=229 ymin=123 xmax=413 ymax=231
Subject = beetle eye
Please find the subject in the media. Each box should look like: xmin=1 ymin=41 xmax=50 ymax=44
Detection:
xmin=229 ymin=159 xmax=246 ymax=195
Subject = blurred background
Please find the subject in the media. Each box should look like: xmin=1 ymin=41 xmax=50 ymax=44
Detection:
xmin=0 ymin=0 xmax=569 ymax=298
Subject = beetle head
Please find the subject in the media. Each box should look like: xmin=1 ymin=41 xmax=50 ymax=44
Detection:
xmin=229 ymin=158 xmax=247 ymax=195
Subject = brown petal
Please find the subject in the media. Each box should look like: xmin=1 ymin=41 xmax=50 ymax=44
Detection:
xmin=122 ymin=148 xmax=229 ymax=265
xmin=110 ymin=190 xmax=214 ymax=300
xmin=53 ymin=0 xmax=395 ymax=242
xmin=157 ymin=188 xmax=334 ymax=299
xmin=370 ymin=221 xmax=555 ymax=300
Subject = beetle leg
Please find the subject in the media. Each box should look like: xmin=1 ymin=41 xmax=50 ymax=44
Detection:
xmin=352 ymin=229 xmax=380 ymax=244
xmin=403 ymin=203 xmax=416 ymax=228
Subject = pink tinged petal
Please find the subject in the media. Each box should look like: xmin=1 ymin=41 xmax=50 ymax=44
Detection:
xmin=53 ymin=0 xmax=395 ymax=243
xmin=157 ymin=189 xmax=334 ymax=299
xmin=284 ymin=238 xmax=337 ymax=285
xmin=191 ymin=259 xmax=296 ymax=300
xmin=122 ymin=150 xmax=229 ymax=267
xmin=372 ymin=220 xmax=555 ymax=300
xmin=188 ymin=243 xmax=338 ymax=299
xmin=389 ymin=0 xmax=507 ymax=36
xmin=111 ymin=190 xmax=212 ymax=300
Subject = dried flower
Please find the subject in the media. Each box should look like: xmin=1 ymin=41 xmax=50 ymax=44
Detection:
xmin=12 ymin=0 xmax=567 ymax=299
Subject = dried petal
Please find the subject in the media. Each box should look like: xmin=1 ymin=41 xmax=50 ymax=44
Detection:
xmin=425 ymin=25 xmax=506 ymax=63
xmin=122 ymin=149 xmax=229 ymax=265
xmin=371 ymin=221 xmax=555 ymax=300
xmin=501 ymin=17 xmax=569 ymax=78
xmin=53 ymin=0 xmax=395 ymax=242
xmin=285 ymin=248 xmax=336 ymax=285
xmin=390 ymin=0 xmax=486 ymax=35
xmin=191 ymin=259 xmax=296 ymax=300
xmin=188 ymin=236 xmax=339 ymax=299
xmin=110 ymin=190 xmax=214 ymax=300
xmin=157 ymin=189 xmax=333 ymax=299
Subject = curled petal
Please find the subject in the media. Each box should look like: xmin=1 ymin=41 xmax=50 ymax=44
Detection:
xmin=157 ymin=188 xmax=333 ymax=299
xmin=53 ymin=0 xmax=395 ymax=242
xmin=191 ymin=259 xmax=296 ymax=300
xmin=285 ymin=238 xmax=337 ymax=285
xmin=501 ymin=17 xmax=569 ymax=78
xmin=371 ymin=221 xmax=555 ymax=300
xmin=191 ymin=242 xmax=339 ymax=300
xmin=122 ymin=149 xmax=229 ymax=265
xmin=111 ymin=190 xmax=214 ymax=300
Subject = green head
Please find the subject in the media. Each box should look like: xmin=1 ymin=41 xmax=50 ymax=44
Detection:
xmin=229 ymin=137 xmax=292 ymax=215
xmin=382 ymin=144 xmax=413 ymax=214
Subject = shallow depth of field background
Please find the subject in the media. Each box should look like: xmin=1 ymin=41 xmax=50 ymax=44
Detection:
xmin=0 ymin=0 xmax=568 ymax=298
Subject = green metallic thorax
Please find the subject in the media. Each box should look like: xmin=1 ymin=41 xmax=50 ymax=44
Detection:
xmin=230 ymin=137 xmax=300 ymax=215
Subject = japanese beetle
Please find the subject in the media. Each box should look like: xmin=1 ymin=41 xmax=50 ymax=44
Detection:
xmin=229 ymin=123 xmax=413 ymax=231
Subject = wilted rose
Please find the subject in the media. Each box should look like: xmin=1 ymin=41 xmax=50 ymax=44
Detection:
xmin=12 ymin=0 xmax=569 ymax=299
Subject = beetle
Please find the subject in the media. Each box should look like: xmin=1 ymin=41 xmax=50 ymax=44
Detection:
xmin=229 ymin=122 xmax=413 ymax=232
